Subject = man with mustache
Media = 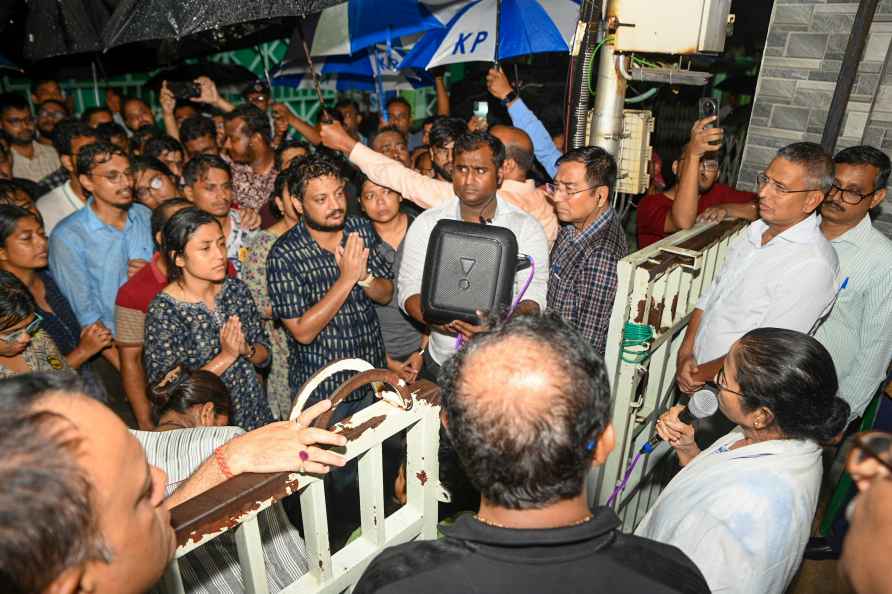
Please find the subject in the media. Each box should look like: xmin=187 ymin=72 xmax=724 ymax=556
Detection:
xmin=0 ymin=92 xmax=61 ymax=184
xmin=814 ymin=145 xmax=892 ymax=420
xmin=181 ymin=154 xmax=255 ymax=274
xmin=267 ymin=154 xmax=393 ymax=425
xmin=49 ymin=142 xmax=153 ymax=370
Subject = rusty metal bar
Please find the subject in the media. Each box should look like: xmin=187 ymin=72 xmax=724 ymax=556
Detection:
xmin=821 ymin=0 xmax=880 ymax=152
xmin=170 ymin=380 xmax=439 ymax=547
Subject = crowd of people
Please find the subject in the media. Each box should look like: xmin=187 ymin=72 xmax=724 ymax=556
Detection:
xmin=0 ymin=67 xmax=890 ymax=594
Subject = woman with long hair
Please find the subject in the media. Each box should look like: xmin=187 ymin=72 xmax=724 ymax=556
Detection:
xmin=0 ymin=205 xmax=110 ymax=397
xmin=144 ymin=207 xmax=274 ymax=430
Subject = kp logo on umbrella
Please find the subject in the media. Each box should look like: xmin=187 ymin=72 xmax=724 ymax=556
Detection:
xmin=451 ymin=31 xmax=490 ymax=56
xmin=400 ymin=0 xmax=580 ymax=70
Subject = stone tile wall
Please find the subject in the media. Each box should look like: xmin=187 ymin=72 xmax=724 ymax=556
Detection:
xmin=739 ymin=0 xmax=892 ymax=237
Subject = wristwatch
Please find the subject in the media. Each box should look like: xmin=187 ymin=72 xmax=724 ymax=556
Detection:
xmin=358 ymin=272 xmax=375 ymax=288
xmin=500 ymin=90 xmax=518 ymax=106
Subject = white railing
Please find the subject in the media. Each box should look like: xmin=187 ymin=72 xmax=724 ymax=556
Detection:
xmin=159 ymin=379 xmax=441 ymax=594
xmin=594 ymin=219 xmax=747 ymax=530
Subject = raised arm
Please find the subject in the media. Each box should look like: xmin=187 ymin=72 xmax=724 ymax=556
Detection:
xmin=670 ymin=117 xmax=723 ymax=231
xmin=487 ymin=67 xmax=561 ymax=177
xmin=321 ymin=121 xmax=452 ymax=209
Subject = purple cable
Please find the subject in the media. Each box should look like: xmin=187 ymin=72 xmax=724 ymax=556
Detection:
xmin=606 ymin=450 xmax=644 ymax=508
xmin=454 ymin=257 xmax=535 ymax=351
xmin=508 ymin=256 xmax=535 ymax=316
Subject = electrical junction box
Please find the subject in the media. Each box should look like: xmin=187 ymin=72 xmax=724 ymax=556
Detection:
xmin=617 ymin=110 xmax=654 ymax=195
xmin=611 ymin=0 xmax=733 ymax=54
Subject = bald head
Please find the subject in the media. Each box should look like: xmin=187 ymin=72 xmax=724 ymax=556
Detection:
xmin=440 ymin=314 xmax=613 ymax=509
xmin=490 ymin=125 xmax=534 ymax=181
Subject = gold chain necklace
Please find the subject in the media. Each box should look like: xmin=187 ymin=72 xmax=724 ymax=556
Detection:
xmin=474 ymin=513 xmax=593 ymax=529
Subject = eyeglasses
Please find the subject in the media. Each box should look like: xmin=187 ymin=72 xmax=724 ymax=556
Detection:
xmin=3 ymin=116 xmax=33 ymax=126
xmin=707 ymin=367 xmax=745 ymax=397
xmin=0 ymin=313 xmax=43 ymax=343
xmin=700 ymin=160 xmax=719 ymax=172
xmin=827 ymin=184 xmax=879 ymax=205
xmin=546 ymin=182 xmax=603 ymax=197
xmin=845 ymin=431 xmax=892 ymax=522
xmin=756 ymin=173 xmax=821 ymax=195
xmin=849 ymin=431 xmax=892 ymax=475
xmin=90 ymin=169 xmax=134 ymax=184
xmin=135 ymin=175 xmax=165 ymax=199
xmin=38 ymin=110 xmax=66 ymax=120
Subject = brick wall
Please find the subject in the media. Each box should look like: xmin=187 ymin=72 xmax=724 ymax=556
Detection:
xmin=738 ymin=0 xmax=892 ymax=237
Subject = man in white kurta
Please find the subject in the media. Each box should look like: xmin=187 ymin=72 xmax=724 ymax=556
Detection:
xmin=635 ymin=429 xmax=822 ymax=594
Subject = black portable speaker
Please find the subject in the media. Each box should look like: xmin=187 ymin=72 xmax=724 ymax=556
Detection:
xmin=420 ymin=220 xmax=518 ymax=324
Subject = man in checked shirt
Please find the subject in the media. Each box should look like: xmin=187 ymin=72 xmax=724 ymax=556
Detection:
xmin=547 ymin=147 xmax=628 ymax=355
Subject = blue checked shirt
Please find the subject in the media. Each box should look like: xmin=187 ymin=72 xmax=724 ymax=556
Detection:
xmin=267 ymin=217 xmax=391 ymax=403
xmin=547 ymin=207 xmax=628 ymax=355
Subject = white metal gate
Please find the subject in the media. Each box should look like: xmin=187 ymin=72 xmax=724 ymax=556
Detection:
xmin=160 ymin=380 xmax=441 ymax=594
xmin=594 ymin=219 xmax=747 ymax=530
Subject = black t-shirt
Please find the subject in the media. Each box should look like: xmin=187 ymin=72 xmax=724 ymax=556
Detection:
xmin=353 ymin=508 xmax=710 ymax=594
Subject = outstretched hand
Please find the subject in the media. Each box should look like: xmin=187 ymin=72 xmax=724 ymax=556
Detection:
xmin=226 ymin=399 xmax=348 ymax=476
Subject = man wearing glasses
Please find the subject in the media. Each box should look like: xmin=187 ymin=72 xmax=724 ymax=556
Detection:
xmin=546 ymin=146 xmax=628 ymax=355
xmin=813 ymin=146 xmax=892 ymax=422
xmin=49 ymin=142 xmax=152 ymax=371
xmin=0 ymin=92 xmax=61 ymax=184
xmin=637 ymin=116 xmax=757 ymax=248
xmin=676 ymin=142 xmax=838 ymax=401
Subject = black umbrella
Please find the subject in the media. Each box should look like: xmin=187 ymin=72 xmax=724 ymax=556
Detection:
xmin=0 ymin=0 xmax=110 ymax=62
xmin=144 ymin=62 xmax=258 ymax=91
xmin=103 ymin=0 xmax=344 ymax=49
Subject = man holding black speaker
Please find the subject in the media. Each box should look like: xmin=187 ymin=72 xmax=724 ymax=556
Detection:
xmin=547 ymin=146 xmax=628 ymax=356
xmin=397 ymin=131 xmax=549 ymax=381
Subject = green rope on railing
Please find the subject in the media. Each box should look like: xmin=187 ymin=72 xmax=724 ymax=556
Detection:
xmin=621 ymin=322 xmax=654 ymax=364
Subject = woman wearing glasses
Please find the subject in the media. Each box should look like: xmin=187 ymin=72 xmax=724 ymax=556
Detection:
xmin=0 ymin=205 xmax=110 ymax=395
xmin=635 ymin=327 xmax=850 ymax=594
xmin=0 ymin=270 xmax=76 ymax=379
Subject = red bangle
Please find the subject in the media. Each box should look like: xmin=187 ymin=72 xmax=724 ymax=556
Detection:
xmin=214 ymin=446 xmax=234 ymax=479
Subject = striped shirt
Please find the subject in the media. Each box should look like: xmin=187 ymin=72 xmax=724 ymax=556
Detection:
xmin=267 ymin=216 xmax=390 ymax=401
xmin=133 ymin=427 xmax=309 ymax=594
xmin=815 ymin=215 xmax=892 ymax=420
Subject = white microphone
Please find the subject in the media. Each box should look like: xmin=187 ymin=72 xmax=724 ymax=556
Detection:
xmin=641 ymin=387 xmax=719 ymax=454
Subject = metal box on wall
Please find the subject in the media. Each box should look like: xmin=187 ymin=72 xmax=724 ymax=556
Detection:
xmin=611 ymin=0 xmax=733 ymax=55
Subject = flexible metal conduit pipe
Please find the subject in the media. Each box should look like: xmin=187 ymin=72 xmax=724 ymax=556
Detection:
xmin=561 ymin=0 xmax=602 ymax=151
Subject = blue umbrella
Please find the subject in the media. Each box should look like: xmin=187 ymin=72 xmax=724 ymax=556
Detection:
xmin=273 ymin=45 xmax=433 ymax=92
xmin=309 ymin=0 xmax=445 ymax=57
xmin=400 ymin=0 xmax=581 ymax=70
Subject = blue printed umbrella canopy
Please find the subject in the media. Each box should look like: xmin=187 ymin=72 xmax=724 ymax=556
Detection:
xmin=400 ymin=0 xmax=580 ymax=70
xmin=306 ymin=0 xmax=446 ymax=57
xmin=274 ymin=45 xmax=433 ymax=92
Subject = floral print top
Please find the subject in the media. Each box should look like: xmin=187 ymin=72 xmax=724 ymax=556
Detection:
xmin=240 ymin=230 xmax=293 ymax=419
xmin=144 ymin=278 xmax=274 ymax=430
xmin=0 ymin=330 xmax=76 ymax=379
